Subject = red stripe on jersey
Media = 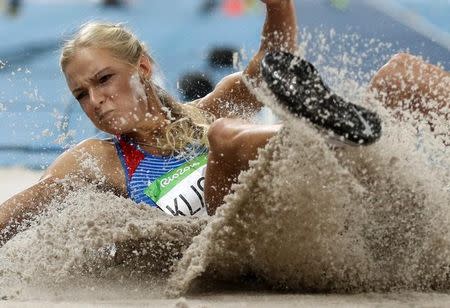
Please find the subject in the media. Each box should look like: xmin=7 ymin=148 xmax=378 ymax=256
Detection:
xmin=118 ymin=137 xmax=145 ymax=180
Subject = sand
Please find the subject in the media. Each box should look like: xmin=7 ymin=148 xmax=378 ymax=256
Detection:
xmin=0 ymin=176 xmax=449 ymax=308
xmin=0 ymin=98 xmax=449 ymax=306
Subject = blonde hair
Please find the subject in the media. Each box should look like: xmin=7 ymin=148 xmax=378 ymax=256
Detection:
xmin=60 ymin=21 xmax=214 ymax=152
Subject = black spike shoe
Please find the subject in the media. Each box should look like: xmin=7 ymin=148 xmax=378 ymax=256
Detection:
xmin=261 ymin=51 xmax=382 ymax=145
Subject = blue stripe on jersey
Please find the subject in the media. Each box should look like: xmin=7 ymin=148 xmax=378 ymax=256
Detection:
xmin=129 ymin=154 xmax=190 ymax=206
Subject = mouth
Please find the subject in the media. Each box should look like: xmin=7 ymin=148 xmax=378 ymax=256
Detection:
xmin=99 ymin=110 xmax=115 ymax=122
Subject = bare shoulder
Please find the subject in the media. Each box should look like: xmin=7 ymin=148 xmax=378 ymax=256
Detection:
xmin=42 ymin=138 xmax=126 ymax=194
xmin=44 ymin=138 xmax=113 ymax=172
xmin=74 ymin=138 xmax=117 ymax=158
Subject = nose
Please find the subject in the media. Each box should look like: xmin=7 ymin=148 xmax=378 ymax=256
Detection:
xmin=89 ymin=86 xmax=104 ymax=107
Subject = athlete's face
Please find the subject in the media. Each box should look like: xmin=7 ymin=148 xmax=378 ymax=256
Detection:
xmin=64 ymin=47 xmax=161 ymax=134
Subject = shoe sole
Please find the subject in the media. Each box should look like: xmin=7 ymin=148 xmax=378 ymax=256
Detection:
xmin=261 ymin=51 xmax=382 ymax=145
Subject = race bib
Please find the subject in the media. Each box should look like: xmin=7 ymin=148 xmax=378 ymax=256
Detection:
xmin=144 ymin=154 xmax=208 ymax=216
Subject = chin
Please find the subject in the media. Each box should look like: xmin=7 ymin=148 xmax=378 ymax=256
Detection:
xmin=95 ymin=123 xmax=128 ymax=135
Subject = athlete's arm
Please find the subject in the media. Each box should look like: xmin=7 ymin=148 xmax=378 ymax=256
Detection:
xmin=0 ymin=175 xmax=67 ymax=245
xmin=194 ymin=0 xmax=298 ymax=119
xmin=0 ymin=139 xmax=116 ymax=246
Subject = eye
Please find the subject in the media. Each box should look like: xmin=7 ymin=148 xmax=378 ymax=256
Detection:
xmin=99 ymin=74 xmax=113 ymax=84
xmin=75 ymin=91 xmax=87 ymax=101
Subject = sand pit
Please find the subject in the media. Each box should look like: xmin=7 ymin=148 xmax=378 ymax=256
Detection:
xmin=0 ymin=97 xmax=449 ymax=306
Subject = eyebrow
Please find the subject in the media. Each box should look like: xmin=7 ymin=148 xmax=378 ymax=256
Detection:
xmin=71 ymin=67 xmax=112 ymax=95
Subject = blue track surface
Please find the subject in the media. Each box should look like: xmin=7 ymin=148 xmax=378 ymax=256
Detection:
xmin=0 ymin=0 xmax=449 ymax=168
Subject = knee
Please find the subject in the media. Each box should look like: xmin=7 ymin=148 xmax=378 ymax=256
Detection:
xmin=371 ymin=53 xmax=420 ymax=87
xmin=384 ymin=52 xmax=418 ymax=70
xmin=207 ymin=118 xmax=242 ymax=156
xmin=369 ymin=53 xmax=419 ymax=105
xmin=386 ymin=52 xmax=417 ymax=67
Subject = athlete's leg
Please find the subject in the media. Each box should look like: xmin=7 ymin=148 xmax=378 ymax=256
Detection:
xmin=204 ymin=118 xmax=281 ymax=215
xmin=369 ymin=53 xmax=450 ymax=125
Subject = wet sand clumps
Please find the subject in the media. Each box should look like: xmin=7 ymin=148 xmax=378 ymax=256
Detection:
xmin=168 ymin=68 xmax=450 ymax=295
xmin=0 ymin=188 xmax=207 ymax=299
xmin=0 ymin=93 xmax=448 ymax=300
xmin=1 ymin=82 xmax=448 ymax=302
xmin=168 ymin=121 xmax=371 ymax=296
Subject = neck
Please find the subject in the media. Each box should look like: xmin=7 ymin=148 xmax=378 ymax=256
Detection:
xmin=124 ymin=81 xmax=178 ymax=156
xmin=125 ymin=122 xmax=174 ymax=156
